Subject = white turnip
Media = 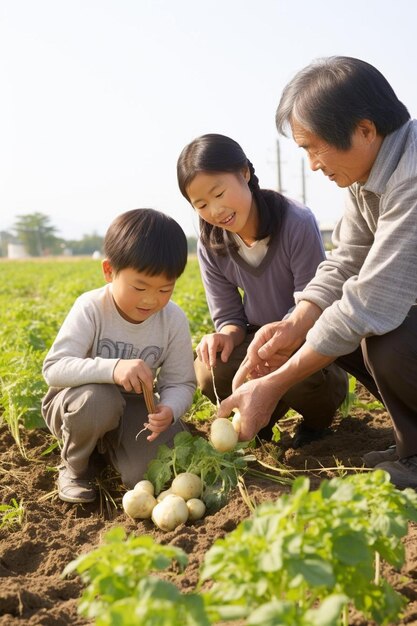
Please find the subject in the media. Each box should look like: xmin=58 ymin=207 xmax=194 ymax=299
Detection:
xmin=210 ymin=417 xmax=238 ymax=452
xmin=171 ymin=472 xmax=202 ymax=500
xmin=133 ymin=479 xmax=155 ymax=495
xmin=156 ymin=488 xmax=173 ymax=502
xmin=186 ymin=498 xmax=206 ymax=521
xmin=151 ymin=494 xmax=189 ymax=531
xmin=122 ymin=489 xmax=156 ymax=519
xmin=232 ymin=410 xmax=241 ymax=434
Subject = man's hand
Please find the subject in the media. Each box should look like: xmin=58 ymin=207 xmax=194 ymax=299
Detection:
xmin=233 ymin=320 xmax=295 ymax=389
xmin=232 ymin=300 xmax=323 ymax=390
xmin=217 ymin=375 xmax=282 ymax=441
xmin=113 ymin=359 xmax=154 ymax=394
xmin=218 ymin=302 xmax=333 ymax=442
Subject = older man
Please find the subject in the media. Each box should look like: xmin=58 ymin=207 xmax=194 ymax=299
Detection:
xmin=218 ymin=56 xmax=417 ymax=489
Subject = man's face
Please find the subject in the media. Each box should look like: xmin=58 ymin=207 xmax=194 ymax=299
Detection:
xmin=291 ymin=119 xmax=382 ymax=187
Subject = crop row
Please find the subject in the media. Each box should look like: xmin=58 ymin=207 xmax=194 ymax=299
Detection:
xmin=65 ymin=469 xmax=417 ymax=626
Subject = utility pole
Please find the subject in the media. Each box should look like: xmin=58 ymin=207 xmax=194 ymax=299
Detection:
xmin=276 ymin=139 xmax=283 ymax=193
xmin=301 ymin=158 xmax=306 ymax=204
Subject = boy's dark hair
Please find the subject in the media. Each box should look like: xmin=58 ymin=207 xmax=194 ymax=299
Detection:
xmin=276 ymin=56 xmax=410 ymax=150
xmin=104 ymin=208 xmax=187 ymax=279
xmin=177 ymin=133 xmax=287 ymax=254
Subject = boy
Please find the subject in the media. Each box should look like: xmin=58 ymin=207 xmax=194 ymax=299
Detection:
xmin=42 ymin=209 xmax=196 ymax=503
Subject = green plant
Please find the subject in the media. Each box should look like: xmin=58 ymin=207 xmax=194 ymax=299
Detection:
xmin=66 ymin=471 xmax=417 ymax=626
xmin=63 ymin=527 xmax=209 ymax=626
xmin=340 ymin=375 xmax=384 ymax=417
xmin=144 ymin=430 xmax=255 ymax=511
xmin=200 ymin=470 xmax=417 ymax=626
xmin=184 ymin=389 xmax=216 ymax=422
xmin=0 ymin=497 xmax=25 ymax=530
xmin=339 ymin=375 xmax=358 ymax=417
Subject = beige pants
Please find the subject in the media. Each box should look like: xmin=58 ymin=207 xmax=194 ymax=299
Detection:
xmin=41 ymin=384 xmax=187 ymax=488
xmin=195 ymin=333 xmax=348 ymax=435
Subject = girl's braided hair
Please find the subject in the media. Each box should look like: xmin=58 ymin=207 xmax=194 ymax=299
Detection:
xmin=177 ymin=133 xmax=287 ymax=254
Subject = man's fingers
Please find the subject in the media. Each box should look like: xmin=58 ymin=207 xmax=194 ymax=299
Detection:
xmin=238 ymin=423 xmax=257 ymax=442
xmin=232 ymin=358 xmax=253 ymax=391
xmin=257 ymin=336 xmax=280 ymax=360
xmin=217 ymin=395 xmax=236 ymax=419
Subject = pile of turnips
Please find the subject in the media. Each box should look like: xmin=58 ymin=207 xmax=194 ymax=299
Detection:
xmin=122 ymin=474 xmax=206 ymax=531
xmin=122 ymin=413 xmax=242 ymax=531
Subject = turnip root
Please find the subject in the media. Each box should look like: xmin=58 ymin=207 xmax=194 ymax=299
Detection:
xmin=151 ymin=494 xmax=189 ymax=531
xmin=122 ymin=489 xmax=156 ymax=519
xmin=157 ymin=488 xmax=173 ymax=502
xmin=210 ymin=417 xmax=238 ymax=452
xmin=171 ymin=472 xmax=202 ymax=500
xmin=186 ymin=498 xmax=206 ymax=521
xmin=232 ymin=410 xmax=241 ymax=434
xmin=133 ymin=479 xmax=155 ymax=495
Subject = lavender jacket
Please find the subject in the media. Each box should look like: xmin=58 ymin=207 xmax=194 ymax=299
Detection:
xmin=197 ymin=198 xmax=326 ymax=331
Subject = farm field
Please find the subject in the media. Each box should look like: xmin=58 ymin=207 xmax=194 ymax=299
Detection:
xmin=1 ymin=258 xmax=417 ymax=626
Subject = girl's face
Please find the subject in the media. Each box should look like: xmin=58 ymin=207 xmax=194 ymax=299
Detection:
xmin=186 ymin=169 xmax=258 ymax=243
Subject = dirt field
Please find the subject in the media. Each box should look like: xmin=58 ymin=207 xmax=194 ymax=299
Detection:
xmin=1 ymin=387 xmax=417 ymax=626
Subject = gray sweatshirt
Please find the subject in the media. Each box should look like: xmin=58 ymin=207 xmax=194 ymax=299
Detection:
xmin=297 ymin=120 xmax=417 ymax=356
xmin=42 ymin=284 xmax=196 ymax=420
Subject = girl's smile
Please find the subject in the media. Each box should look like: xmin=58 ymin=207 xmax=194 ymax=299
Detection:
xmin=220 ymin=212 xmax=236 ymax=226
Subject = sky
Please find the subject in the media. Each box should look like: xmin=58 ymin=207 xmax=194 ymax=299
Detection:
xmin=2 ymin=0 xmax=417 ymax=241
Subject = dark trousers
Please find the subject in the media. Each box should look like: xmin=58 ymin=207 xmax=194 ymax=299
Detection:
xmin=336 ymin=304 xmax=417 ymax=459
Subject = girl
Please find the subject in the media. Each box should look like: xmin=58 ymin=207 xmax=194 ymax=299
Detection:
xmin=177 ymin=133 xmax=347 ymax=447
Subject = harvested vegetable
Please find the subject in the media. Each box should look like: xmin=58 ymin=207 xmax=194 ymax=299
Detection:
xmin=186 ymin=498 xmax=206 ymax=521
xmin=210 ymin=417 xmax=238 ymax=452
xmin=133 ymin=479 xmax=154 ymax=495
xmin=232 ymin=410 xmax=241 ymax=433
xmin=151 ymin=494 xmax=189 ymax=531
xmin=171 ymin=472 xmax=203 ymax=500
xmin=122 ymin=489 xmax=156 ymax=519
xmin=156 ymin=488 xmax=173 ymax=502
xmin=145 ymin=431 xmax=255 ymax=512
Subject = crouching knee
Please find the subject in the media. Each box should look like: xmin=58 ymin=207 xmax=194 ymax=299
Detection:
xmin=365 ymin=334 xmax=405 ymax=388
xmin=68 ymin=383 xmax=125 ymax=432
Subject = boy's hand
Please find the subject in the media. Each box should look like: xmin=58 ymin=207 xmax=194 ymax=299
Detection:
xmin=143 ymin=404 xmax=174 ymax=442
xmin=113 ymin=359 xmax=154 ymax=394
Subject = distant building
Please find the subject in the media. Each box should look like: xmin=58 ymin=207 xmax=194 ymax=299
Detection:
xmin=7 ymin=243 xmax=29 ymax=259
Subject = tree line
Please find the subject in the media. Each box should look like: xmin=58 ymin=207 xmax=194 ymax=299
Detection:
xmin=1 ymin=213 xmax=197 ymax=257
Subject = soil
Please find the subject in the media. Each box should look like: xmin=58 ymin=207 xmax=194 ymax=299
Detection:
xmin=1 ymin=386 xmax=417 ymax=626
